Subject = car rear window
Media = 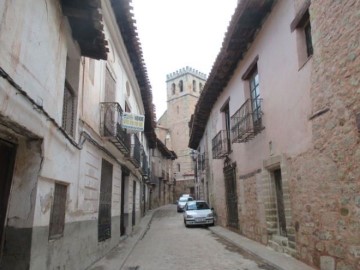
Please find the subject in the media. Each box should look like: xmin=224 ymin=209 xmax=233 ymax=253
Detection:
xmin=196 ymin=202 xmax=209 ymax=210
xmin=186 ymin=201 xmax=209 ymax=210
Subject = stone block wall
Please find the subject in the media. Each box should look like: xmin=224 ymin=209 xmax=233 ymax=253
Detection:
xmin=290 ymin=0 xmax=360 ymax=269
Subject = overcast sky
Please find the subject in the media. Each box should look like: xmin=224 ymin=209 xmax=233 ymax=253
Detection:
xmin=131 ymin=0 xmax=238 ymax=119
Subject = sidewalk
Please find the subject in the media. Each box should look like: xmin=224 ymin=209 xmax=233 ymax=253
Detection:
xmin=208 ymin=226 xmax=316 ymax=270
xmin=87 ymin=206 xmax=316 ymax=270
xmin=86 ymin=208 xmax=157 ymax=270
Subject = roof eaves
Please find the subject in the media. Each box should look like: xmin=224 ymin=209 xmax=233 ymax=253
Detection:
xmin=110 ymin=0 xmax=157 ymax=147
xmin=188 ymin=0 xmax=276 ymax=149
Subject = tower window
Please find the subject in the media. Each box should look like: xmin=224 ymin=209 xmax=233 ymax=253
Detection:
xmin=179 ymin=80 xmax=183 ymax=92
xmin=193 ymin=80 xmax=196 ymax=92
xmin=172 ymin=83 xmax=176 ymax=95
xmin=199 ymin=83 xmax=203 ymax=93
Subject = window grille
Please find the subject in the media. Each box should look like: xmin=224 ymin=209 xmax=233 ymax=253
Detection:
xmin=62 ymin=81 xmax=75 ymax=136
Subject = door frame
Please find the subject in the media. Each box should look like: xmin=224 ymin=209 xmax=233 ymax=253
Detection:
xmin=0 ymin=139 xmax=17 ymax=258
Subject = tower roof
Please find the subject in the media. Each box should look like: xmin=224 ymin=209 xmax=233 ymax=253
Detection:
xmin=166 ymin=66 xmax=207 ymax=82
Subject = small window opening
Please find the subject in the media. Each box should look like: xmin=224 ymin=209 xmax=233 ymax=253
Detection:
xmin=179 ymin=80 xmax=183 ymax=92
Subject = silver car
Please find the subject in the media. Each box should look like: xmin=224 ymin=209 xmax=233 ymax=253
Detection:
xmin=183 ymin=200 xmax=214 ymax=227
xmin=177 ymin=196 xmax=193 ymax=212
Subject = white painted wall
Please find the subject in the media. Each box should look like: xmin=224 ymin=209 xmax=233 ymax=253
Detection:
xmin=201 ymin=0 xmax=312 ymax=174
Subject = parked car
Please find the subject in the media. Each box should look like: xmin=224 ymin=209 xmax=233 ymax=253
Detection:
xmin=183 ymin=200 xmax=214 ymax=227
xmin=177 ymin=196 xmax=193 ymax=212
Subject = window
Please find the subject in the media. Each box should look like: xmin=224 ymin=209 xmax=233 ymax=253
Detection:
xmin=172 ymin=83 xmax=176 ymax=95
xmin=105 ymin=67 xmax=116 ymax=102
xmin=98 ymin=159 xmax=113 ymax=242
xmin=221 ymin=101 xmax=231 ymax=152
xmin=199 ymin=83 xmax=203 ymax=93
xmin=177 ymin=163 xmax=180 ymax=172
xmin=62 ymin=81 xmax=75 ymax=136
xmin=249 ymin=68 xmax=261 ymax=125
xmin=192 ymin=80 xmax=196 ymax=92
xmin=62 ymin=35 xmax=80 ymax=137
xmin=49 ymin=183 xmax=67 ymax=240
xmin=303 ymin=19 xmax=313 ymax=57
xmin=179 ymin=80 xmax=183 ymax=92
xmin=291 ymin=2 xmax=313 ymax=66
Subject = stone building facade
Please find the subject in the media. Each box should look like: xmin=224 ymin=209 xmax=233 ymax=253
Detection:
xmin=0 ymin=0 xmax=162 ymax=269
xmin=189 ymin=0 xmax=360 ymax=270
xmin=149 ymin=138 xmax=177 ymax=208
xmin=157 ymin=67 xmax=207 ymax=200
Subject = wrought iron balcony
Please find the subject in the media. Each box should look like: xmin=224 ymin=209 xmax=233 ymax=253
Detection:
xmin=212 ymin=130 xmax=230 ymax=159
xmin=128 ymin=134 xmax=141 ymax=168
xmin=231 ymin=98 xmax=264 ymax=143
xmin=100 ymin=102 xmax=131 ymax=155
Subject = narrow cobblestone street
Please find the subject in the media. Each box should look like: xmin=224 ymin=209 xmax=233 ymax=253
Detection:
xmin=121 ymin=205 xmax=278 ymax=270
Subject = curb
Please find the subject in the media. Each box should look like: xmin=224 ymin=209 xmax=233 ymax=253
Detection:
xmin=119 ymin=208 xmax=158 ymax=270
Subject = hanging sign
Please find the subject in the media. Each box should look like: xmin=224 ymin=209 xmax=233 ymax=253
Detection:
xmin=122 ymin=112 xmax=145 ymax=133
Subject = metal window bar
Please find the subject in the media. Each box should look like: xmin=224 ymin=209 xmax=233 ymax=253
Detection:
xmin=62 ymin=81 xmax=75 ymax=136
xmin=231 ymin=98 xmax=264 ymax=143
xmin=212 ymin=130 xmax=229 ymax=159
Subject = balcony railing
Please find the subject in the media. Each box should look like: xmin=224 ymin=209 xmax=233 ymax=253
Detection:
xmin=128 ymin=134 xmax=141 ymax=167
xmin=231 ymin=98 xmax=264 ymax=143
xmin=100 ymin=102 xmax=130 ymax=154
xmin=212 ymin=130 xmax=230 ymax=159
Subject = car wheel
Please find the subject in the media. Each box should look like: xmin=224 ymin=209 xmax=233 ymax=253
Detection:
xmin=184 ymin=220 xmax=189 ymax=228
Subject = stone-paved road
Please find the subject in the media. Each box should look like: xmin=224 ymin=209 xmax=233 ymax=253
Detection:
xmin=122 ymin=205 xmax=278 ymax=270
